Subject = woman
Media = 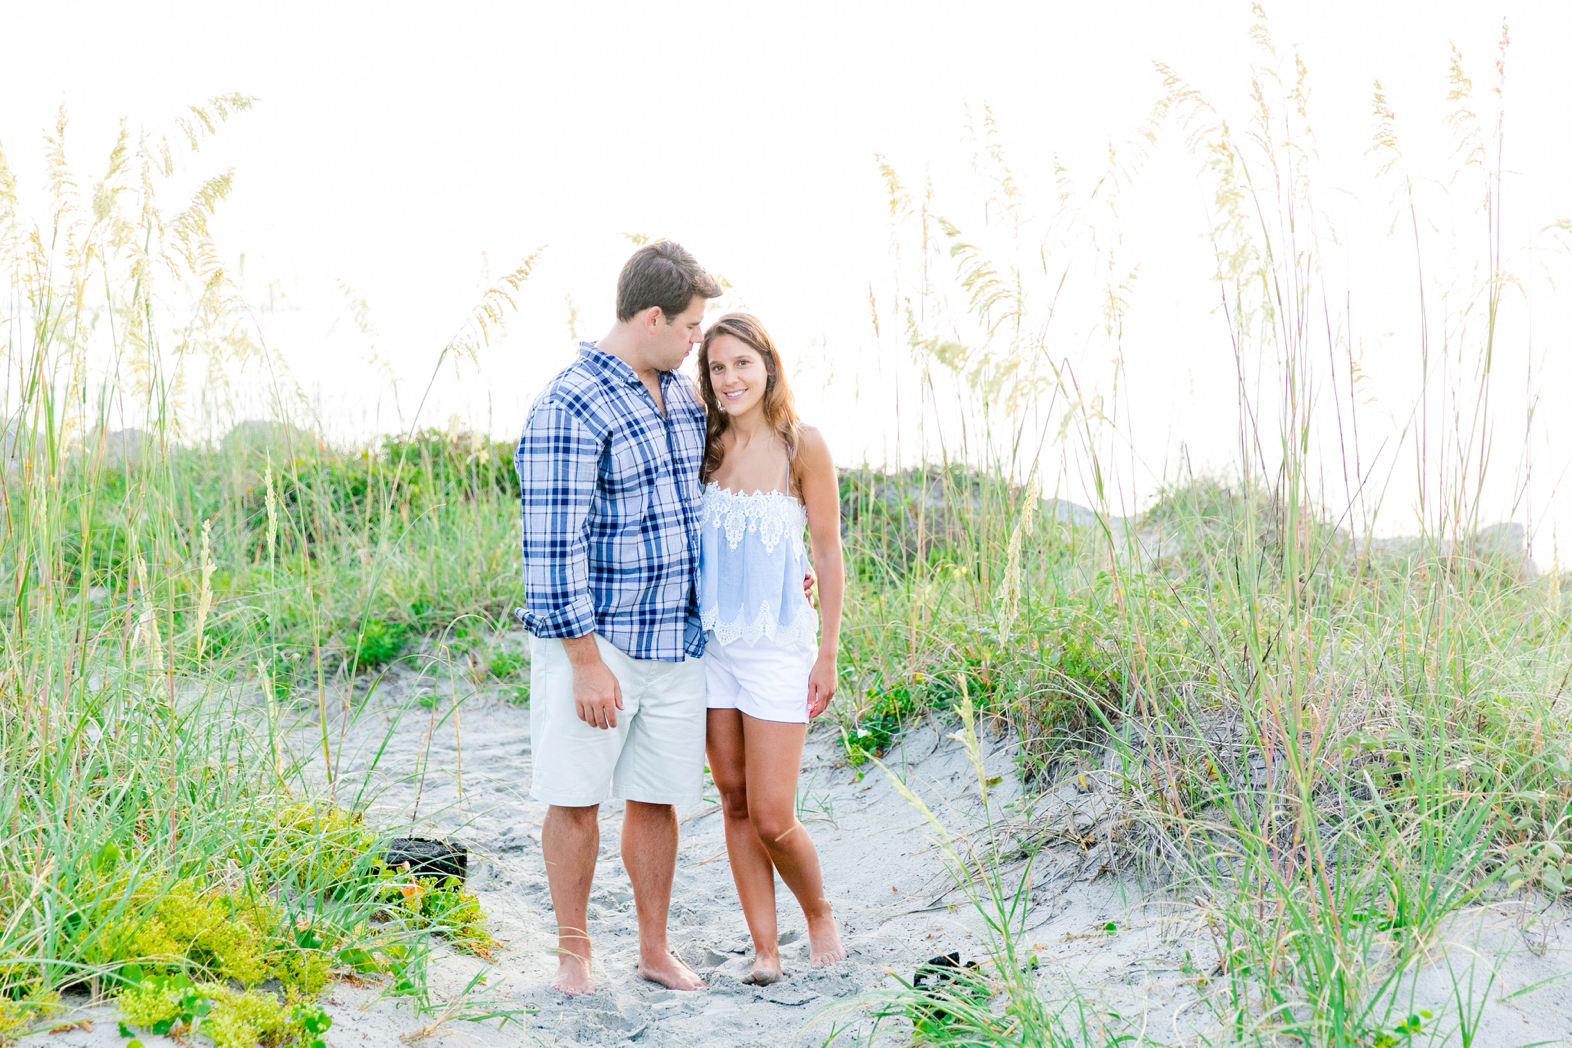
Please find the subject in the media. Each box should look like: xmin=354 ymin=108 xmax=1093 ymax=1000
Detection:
xmin=697 ymin=312 xmax=846 ymax=984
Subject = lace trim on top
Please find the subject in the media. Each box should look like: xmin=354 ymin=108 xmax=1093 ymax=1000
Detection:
xmin=702 ymin=598 xmax=819 ymax=648
xmin=701 ymin=484 xmax=805 ymax=553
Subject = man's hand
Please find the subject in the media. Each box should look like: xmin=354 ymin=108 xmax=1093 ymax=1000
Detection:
xmin=573 ymin=659 xmax=623 ymax=729
xmin=563 ymin=635 xmax=623 ymax=729
xmin=803 ymin=563 xmax=818 ymax=606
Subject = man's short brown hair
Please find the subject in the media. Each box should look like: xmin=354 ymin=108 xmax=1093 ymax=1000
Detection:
xmin=615 ymin=240 xmax=723 ymax=322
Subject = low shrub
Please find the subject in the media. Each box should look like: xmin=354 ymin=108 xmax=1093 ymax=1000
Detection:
xmin=116 ymin=969 xmax=331 ymax=1048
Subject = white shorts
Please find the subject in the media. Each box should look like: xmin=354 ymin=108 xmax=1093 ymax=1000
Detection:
xmin=528 ymin=634 xmax=707 ymax=807
xmin=703 ymin=634 xmax=816 ymax=724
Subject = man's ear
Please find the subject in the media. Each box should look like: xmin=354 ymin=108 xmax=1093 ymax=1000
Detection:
xmin=641 ymin=306 xmax=665 ymax=334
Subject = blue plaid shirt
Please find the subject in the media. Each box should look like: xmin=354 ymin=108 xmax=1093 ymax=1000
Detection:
xmin=515 ymin=343 xmax=706 ymax=661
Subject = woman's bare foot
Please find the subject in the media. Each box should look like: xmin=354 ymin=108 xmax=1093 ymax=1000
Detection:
xmin=637 ymin=952 xmax=707 ymax=991
xmin=741 ymin=953 xmax=782 ymax=985
xmin=807 ymin=914 xmax=845 ymax=965
xmin=552 ymin=953 xmax=597 ymax=995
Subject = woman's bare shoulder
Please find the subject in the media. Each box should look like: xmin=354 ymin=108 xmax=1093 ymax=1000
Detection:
xmin=796 ymin=424 xmax=832 ymax=461
xmin=795 ymin=426 xmax=833 ymax=476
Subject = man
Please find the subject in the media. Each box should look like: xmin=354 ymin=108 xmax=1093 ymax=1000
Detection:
xmin=515 ymin=240 xmax=721 ymax=995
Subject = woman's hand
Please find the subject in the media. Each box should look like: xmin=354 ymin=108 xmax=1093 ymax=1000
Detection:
xmin=807 ymin=651 xmax=838 ymax=719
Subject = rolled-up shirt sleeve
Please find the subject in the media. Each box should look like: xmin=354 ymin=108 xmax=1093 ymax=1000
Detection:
xmin=516 ymin=398 xmax=599 ymax=639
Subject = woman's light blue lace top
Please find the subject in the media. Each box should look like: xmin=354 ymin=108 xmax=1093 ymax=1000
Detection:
xmin=698 ymin=484 xmax=819 ymax=648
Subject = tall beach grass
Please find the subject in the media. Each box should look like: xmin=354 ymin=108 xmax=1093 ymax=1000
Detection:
xmin=0 ymin=102 xmax=531 ymax=1043
xmin=835 ymin=12 xmax=1572 ymax=1046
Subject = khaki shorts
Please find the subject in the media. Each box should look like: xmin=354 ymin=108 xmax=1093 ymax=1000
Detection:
xmin=528 ymin=633 xmax=707 ymax=807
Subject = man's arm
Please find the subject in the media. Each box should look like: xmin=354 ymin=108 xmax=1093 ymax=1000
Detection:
xmin=517 ymin=400 xmax=622 ymax=729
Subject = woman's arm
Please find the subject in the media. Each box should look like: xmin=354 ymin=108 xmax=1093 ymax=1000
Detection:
xmin=797 ymin=426 xmax=843 ymax=719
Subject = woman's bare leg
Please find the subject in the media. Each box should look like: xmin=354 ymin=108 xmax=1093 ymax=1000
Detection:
xmin=706 ymin=709 xmax=782 ymax=983
xmin=741 ymin=715 xmax=845 ymax=965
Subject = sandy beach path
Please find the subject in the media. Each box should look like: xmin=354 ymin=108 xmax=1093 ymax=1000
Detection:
xmin=307 ymin=661 xmax=1072 ymax=1047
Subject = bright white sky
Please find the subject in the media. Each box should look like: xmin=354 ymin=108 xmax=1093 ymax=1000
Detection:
xmin=6 ymin=1 xmax=1571 ymax=561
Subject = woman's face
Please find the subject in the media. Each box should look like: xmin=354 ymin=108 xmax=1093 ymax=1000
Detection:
xmin=706 ymin=333 xmax=770 ymax=419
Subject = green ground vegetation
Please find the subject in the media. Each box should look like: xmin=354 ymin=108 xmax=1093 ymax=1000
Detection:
xmin=11 ymin=415 xmax=1561 ymax=1046
xmin=0 ymin=422 xmax=514 ymax=1044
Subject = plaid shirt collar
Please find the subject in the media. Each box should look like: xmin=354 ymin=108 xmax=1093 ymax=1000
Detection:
xmin=579 ymin=342 xmax=686 ymax=399
xmin=580 ymin=342 xmax=639 ymax=383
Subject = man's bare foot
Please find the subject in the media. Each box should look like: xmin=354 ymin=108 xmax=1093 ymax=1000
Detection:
xmin=552 ymin=953 xmax=597 ymax=995
xmin=741 ymin=953 xmax=782 ymax=985
xmin=807 ymin=914 xmax=845 ymax=965
xmin=637 ymin=952 xmax=707 ymax=991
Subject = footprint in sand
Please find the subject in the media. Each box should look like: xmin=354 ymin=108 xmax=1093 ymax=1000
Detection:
xmin=494 ymin=825 xmax=535 ymax=852
xmin=590 ymin=886 xmax=633 ymax=911
xmin=758 ymin=982 xmax=819 ymax=1007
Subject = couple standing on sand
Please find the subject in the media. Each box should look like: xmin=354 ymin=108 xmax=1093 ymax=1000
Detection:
xmin=514 ymin=241 xmax=846 ymax=995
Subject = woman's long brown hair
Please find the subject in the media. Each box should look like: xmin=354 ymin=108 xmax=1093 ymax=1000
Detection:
xmin=697 ymin=313 xmax=801 ymax=487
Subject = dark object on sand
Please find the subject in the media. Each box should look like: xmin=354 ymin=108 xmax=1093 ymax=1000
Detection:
xmin=383 ymin=838 xmax=467 ymax=882
xmin=912 ymin=952 xmax=987 ymax=1026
